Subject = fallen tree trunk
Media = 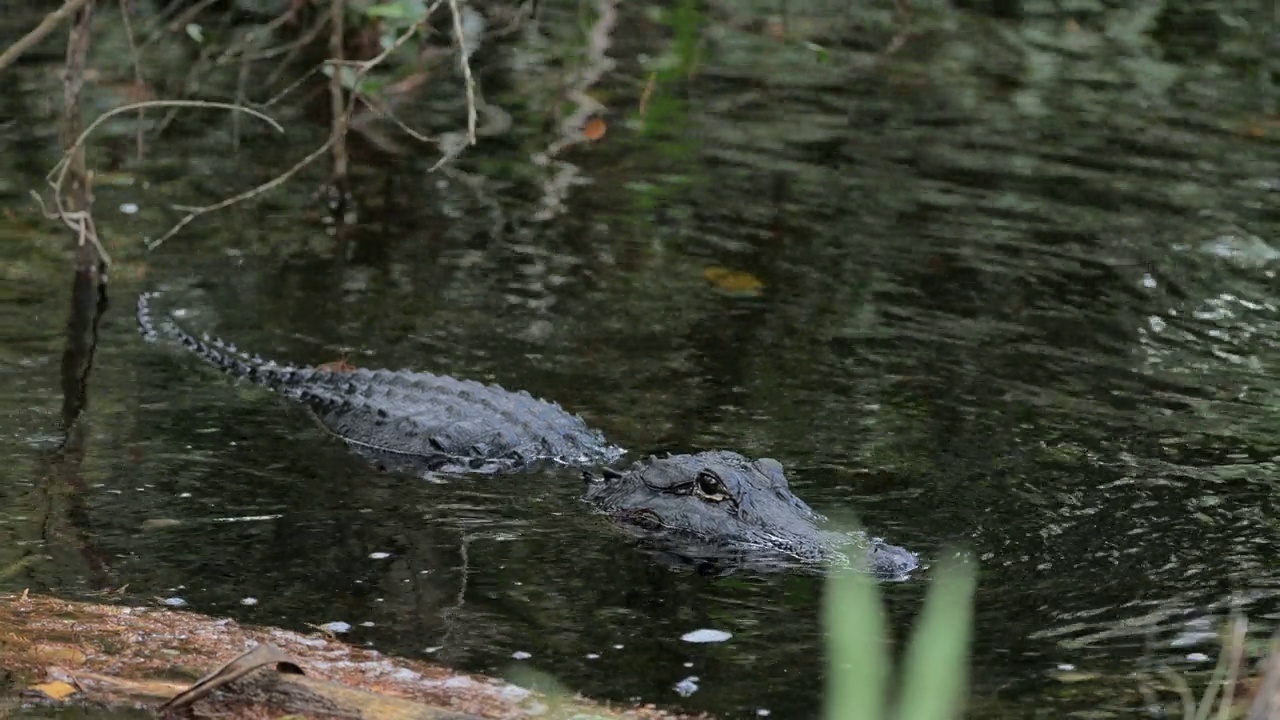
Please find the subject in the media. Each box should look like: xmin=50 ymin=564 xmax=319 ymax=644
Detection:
xmin=2 ymin=592 xmax=703 ymax=720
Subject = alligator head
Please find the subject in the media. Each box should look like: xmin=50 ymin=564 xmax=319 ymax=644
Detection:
xmin=582 ymin=450 xmax=918 ymax=579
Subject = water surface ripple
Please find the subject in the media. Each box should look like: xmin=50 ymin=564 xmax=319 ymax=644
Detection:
xmin=4 ymin=3 xmax=1280 ymax=717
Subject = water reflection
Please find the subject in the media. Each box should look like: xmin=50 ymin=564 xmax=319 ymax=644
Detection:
xmin=4 ymin=1 xmax=1280 ymax=717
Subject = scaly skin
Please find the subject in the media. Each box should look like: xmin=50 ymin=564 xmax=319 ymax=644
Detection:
xmin=137 ymin=290 xmax=919 ymax=578
xmin=137 ymin=291 xmax=625 ymax=474
xmin=584 ymin=451 xmax=919 ymax=578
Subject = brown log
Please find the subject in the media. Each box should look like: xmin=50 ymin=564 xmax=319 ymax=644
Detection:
xmin=3 ymin=593 xmax=705 ymax=720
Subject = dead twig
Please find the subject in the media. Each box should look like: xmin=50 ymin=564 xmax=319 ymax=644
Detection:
xmin=165 ymin=0 xmax=218 ymax=34
xmin=0 ymin=0 xmax=95 ymax=72
xmin=148 ymin=19 xmax=428 ymax=250
xmin=354 ymin=93 xmax=435 ymax=146
xmin=146 ymin=135 xmax=331 ymax=250
xmin=232 ymin=55 xmax=252 ymax=148
xmin=117 ymin=0 xmax=148 ymax=160
xmin=328 ymin=0 xmax=349 ymax=183
xmin=36 ymin=99 xmax=280 ymax=262
xmin=255 ymin=6 xmax=333 ymax=84
xmin=252 ymin=6 xmax=331 ymax=63
xmin=59 ymin=0 xmax=99 ymax=271
xmin=47 ymin=99 xmax=283 ymax=198
xmin=447 ymin=0 xmax=478 ymax=145
xmin=158 ymin=644 xmax=299 ymax=715
xmin=29 ymin=192 xmax=112 ymax=267
xmin=212 ymin=3 xmax=302 ymax=66
xmin=883 ymin=0 xmax=913 ymax=56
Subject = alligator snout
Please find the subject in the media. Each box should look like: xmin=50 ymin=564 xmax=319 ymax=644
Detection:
xmin=869 ymin=540 xmax=920 ymax=580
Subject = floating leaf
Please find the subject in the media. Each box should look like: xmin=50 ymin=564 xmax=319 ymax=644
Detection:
xmin=703 ymin=266 xmax=763 ymax=296
xmin=29 ymin=681 xmax=78 ymax=700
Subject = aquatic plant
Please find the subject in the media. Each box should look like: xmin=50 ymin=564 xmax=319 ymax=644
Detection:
xmin=824 ymin=553 xmax=976 ymax=720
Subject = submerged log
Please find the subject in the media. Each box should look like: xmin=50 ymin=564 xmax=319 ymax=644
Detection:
xmin=2 ymin=592 xmax=704 ymax=720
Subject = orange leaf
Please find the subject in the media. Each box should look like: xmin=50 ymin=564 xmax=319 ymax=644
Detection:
xmin=583 ymin=116 xmax=607 ymax=142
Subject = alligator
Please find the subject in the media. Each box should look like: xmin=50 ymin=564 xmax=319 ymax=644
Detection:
xmin=136 ymin=290 xmax=919 ymax=579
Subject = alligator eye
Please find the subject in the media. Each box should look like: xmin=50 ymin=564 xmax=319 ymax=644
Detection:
xmin=695 ymin=470 xmax=728 ymax=501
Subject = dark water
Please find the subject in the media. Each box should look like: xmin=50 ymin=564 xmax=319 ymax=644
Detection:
xmin=5 ymin=1 xmax=1280 ymax=717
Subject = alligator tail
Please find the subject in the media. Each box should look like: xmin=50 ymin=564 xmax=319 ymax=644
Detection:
xmin=136 ymin=290 xmax=306 ymax=392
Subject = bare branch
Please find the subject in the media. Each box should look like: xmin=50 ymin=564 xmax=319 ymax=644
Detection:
xmin=146 ymin=18 xmax=432 ymax=250
xmin=212 ymin=3 xmax=302 ymax=66
xmin=47 ymin=99 xmax=284 ymax=199
xmin=59 ymin=0 xmax=98 ymax=271
xmin=118 ymin=0 xmax=148 ymax=159
xmin=165 ymin=0 xmax=218 ymax=34
xmin=0 ymin=0 xmax=95 ymax=72
xmin=447 ymin=0 xmax=478 ymax=145
xmin=328 ymin=0 xmax=349 ymax=182
xmin=29 ymin=191 xmax=113 ymax=266
xmin=354 ymin=93 xmax=435 ymax=146
xmin=251 ymin=6 xmax=332 ymax=67
xmin=146 ymin=137 xmax=334 ymax=251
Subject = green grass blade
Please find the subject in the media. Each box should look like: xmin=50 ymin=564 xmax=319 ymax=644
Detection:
xmin=824 ymin=565 xmax=890 ymax=720
xmin=894 ymin=554 xmax=976 ymax=720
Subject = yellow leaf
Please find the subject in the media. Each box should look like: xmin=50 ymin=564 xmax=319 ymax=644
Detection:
xmin=30 ymin=681 xmax=78 ymax=700
xmin=703 ymin=266 xmax=764 ymax=296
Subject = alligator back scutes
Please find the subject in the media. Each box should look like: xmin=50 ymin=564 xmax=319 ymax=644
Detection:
xmin=137 ymin=290 xmax=308 ymax=390
xmin=137 ymin=290 xmax=625 ymax=474
xmin=295 ymin=368 xmax=624 ymax=472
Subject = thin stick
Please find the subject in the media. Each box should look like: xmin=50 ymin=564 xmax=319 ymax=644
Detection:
xmin=260 ymin=64 xmax=322 ymax=108
xmin=232 ymin=56 xmax=251 ymax=148
xmin=883 ymin=0 xmax=912 ymax=56
xmin=29 ymin=192 xmax=113 ymax=266
xmin=0 ymin=0 xmax=95 ymax=72
xmin=447 ymin=0 xmax=477 ymax=145
xmin=212 ymin=3 xmax=300 ymax=66
xmin=146 ymin=15 xmax=435 ymax=250
xmin=118 ymin=0 xmax=147 ymax=159
xmin=355 ymin=94 xmax=434 ymax=145
xmin=252 ymin=6 xmax=332 ymax=65
xmin=59 ymin=0 xmax=97 ymax=270
xmin=165 ymin=0 xmax=218 ymax=33
xmin=147 ymin=137 xmax=334 ymax=250
xmin=328 ymin=0 xmax=348 ymax=181
xmin=144 ymin=14 xmax=419 ymax=249
xmin=335 ymin=5 xmax=437 ymax=72
xmin=47 ymin=100 xmax=284 ymax=196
